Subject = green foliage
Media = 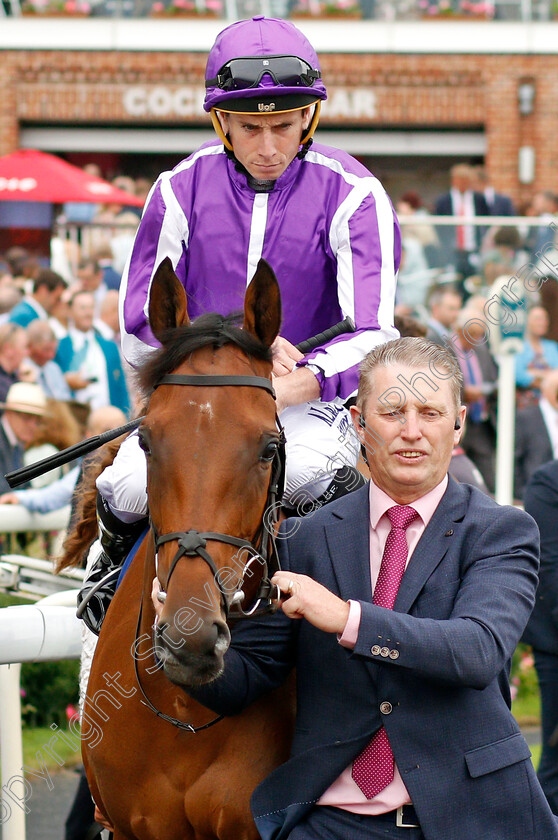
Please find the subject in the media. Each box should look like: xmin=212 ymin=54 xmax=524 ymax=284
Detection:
xmin=20 ymin=660 xmax=80 ymax=728
xmin=511 ymin=643 xmax=539 ymax=701
xmin=22 ymin=727 xmax=81 ymax=771
xmin=0 ymin=592 xmax=34 ymax=607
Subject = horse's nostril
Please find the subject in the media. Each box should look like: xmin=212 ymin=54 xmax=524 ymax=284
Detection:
xmin=214 ymin=621 xmax=231 ymax=654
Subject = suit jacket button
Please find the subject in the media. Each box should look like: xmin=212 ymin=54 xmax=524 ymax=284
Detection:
xmin=371 ymin=645 xmax=381 ymax=655
xmin=380 ymin=701 xmax=393 ymax=715
xmin=380 ymin=646 xmax=390 ymax=657
xmin=389 ymin=649 xmax=400 ymax=660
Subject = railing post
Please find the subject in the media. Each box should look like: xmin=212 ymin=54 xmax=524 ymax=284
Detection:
xmin=0 ymin=662 xmax=26 ymax=840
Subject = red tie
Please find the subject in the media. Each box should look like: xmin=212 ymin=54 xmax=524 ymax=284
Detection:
xmin=352 ymin=505 xmax=419 ymax=799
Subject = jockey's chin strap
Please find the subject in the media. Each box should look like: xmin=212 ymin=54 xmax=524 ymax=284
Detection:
xmin=150 ymin=373 xmax=285 ymax=620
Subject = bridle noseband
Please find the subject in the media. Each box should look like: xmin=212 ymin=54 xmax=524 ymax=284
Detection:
xmin=150 ymin=372 xmax=285 ymax=620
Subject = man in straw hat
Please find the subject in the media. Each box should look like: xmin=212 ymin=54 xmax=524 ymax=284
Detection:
xmin=0 ymin=382 xmax=46 ymax=493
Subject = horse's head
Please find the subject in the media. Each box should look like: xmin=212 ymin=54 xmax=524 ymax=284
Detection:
xmin=139 ymin=257 xmax=282 ymax=686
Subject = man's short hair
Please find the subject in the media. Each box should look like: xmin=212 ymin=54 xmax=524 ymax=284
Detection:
xmin=27 ymin=320 xmax=56 ymax=346
xmin=357 ymin=336 xmax=463 ymax=414
xmin=33 ymin=268 xmax=66 ymax=295
xmin=427 ymin=286 xmax=462 ymax=309
xmin=450 ymin=163 xmax=473 ymax=180
xmin=0 ymin=322 xmax=24 ymax=350
xmin=78 ymin=258 xmax=101 ymax=275
xmin=69 ymin=289 xmax=95 ymax=308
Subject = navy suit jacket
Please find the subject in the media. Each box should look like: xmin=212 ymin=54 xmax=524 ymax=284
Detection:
xmin=489 ymin=192 xmax=516 ymax=216
xmin=0 ymin=422 xmax=24 ymax=494
xmin=522 ymin=459 xmax=558 ymax=654
xmin=434 ymin=191 xmax=490 ymax=261
xmin=514 ymin=405 xmax=553 ymax=500
xmin=192 ymin=479 xmax=558 ymax=840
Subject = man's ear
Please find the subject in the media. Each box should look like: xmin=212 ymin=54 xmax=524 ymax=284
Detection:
xmin=302 ymin=107 xmax=312 ymax=131
xmin=350 ymin=405 xmax=366 ymax=444
xmin=454 ymin=406 xmax=467 ymax=442
xmin=217 ymin=111 xmax=229 ymax=135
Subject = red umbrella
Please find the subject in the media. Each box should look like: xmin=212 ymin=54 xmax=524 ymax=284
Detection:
xmin=0 ymin=149 xmax=144 ymax=206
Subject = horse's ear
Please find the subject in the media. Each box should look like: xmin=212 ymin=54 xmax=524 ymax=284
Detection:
xmin=243 ymin=259 xmax=282 ymax=348
xmin=148 ymin=257 xmax=190 ymax=342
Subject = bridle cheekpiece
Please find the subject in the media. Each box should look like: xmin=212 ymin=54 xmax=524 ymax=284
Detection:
xmin=150 ymin=372 xmax=285 ymax=620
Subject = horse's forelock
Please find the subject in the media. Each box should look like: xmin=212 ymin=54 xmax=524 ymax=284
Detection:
xmin=139 ymin=312 xmax=273 ymax=394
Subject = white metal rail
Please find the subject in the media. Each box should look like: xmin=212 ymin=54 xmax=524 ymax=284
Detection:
xmin=0 ymin=593 xmax=83 ymax=840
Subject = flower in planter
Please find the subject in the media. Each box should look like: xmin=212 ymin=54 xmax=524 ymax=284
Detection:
xmin=459 ymin=0 xmax=494 ymax=14
xmin=321 ymin=0 xmax=361 ymax=14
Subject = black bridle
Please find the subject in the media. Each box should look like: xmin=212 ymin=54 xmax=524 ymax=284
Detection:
xmin=133 ymin=370 xmax=286 ymax=733
xmin=150 ymin=372 xmax=285 ymax=620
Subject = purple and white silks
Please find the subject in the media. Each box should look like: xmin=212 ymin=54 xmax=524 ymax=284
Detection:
xmin=119 ymin=140 xmax=400 ymax=404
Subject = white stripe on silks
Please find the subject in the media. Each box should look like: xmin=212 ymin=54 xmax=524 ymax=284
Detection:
xmin=172 ymin=142 xmax=224 ymax=176
xmin=119 ymin=248 xmax=156 ymax=368
xmin=328 ymin=180 xmax=379 ymax=322
xmin=121 ymin=145 xmax=226 ymax=368
xmin=368 ymin=176 xmax=398 ymax=335
xmin=140 ymin=176 xmax=189 ymax=326
xmin=246 ymin=193 xmax=269 ymax=286
xmin=305 ymin=149 xmax=397 ymax=334
xmin=141 ymin=145 xmax=225 ymax=321
xmin=121 ymin=332 xmax=157 ymax=370
xmin=302 ymin=150 xmax=399 ymax=382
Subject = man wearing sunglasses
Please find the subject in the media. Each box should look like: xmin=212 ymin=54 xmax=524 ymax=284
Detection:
xmin=85 ymin=16 xmax=400 ymax=636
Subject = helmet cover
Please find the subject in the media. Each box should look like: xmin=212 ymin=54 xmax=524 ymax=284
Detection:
xmin=204 ymin=16 xmax=327 ymax=113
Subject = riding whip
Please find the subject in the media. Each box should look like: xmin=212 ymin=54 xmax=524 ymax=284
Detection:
xmin=4 ymin=315 xmax=356 ymax=489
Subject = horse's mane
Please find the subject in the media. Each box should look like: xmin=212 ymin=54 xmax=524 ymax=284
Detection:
xmin=56 ymin=439 xmax=124 ymax=572
xmin=57 ymin=313 xmax=272 ymax=573
xmin=139 ymin=312 xmax=272 ymax=394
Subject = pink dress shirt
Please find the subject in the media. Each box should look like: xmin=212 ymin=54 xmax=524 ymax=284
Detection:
xmin=317 ymin=476 xmax=449 ymax=814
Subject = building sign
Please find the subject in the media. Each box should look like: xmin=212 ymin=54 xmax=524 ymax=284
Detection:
xmin=123 ymin=86 xmax=206 ymax=118
xmin=122 ymin=86 xmax=377 ymax=121
xmin=321 ymin=89 xmax=376 ymax=120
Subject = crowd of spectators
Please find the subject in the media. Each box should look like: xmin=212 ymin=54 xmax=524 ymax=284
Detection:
xmin=393 ymin=165 xmax=558 ymax=500
xmin=0 ymin=160 xmax=557 ymax=515
xmin=0 ymin=221 xmax=139 ymax=525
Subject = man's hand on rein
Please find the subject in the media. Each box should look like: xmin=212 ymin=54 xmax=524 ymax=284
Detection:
xmin=272 ymin=572 xmax=350 ymax=635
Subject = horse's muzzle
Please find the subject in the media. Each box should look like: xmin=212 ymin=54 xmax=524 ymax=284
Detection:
xmin=153 ymin=617 xmax=231 ymax=687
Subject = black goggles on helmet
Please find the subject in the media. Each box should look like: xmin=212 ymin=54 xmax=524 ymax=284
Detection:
xmin=206 ymin=55 xmax=321 ymax=92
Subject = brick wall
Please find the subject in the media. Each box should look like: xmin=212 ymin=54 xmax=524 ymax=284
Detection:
xmin=2 ymin=48 xmax=558 ymax=203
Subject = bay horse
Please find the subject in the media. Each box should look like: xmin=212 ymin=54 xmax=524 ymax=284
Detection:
xmin=80 ymin=258 xmax=294 ymax=840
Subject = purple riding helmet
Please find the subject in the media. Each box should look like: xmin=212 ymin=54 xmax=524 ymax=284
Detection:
xmin=204 ymin=16 xmax=327 ymax=151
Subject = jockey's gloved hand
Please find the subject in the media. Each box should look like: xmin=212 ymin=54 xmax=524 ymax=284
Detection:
xmin=76 ymin=494 xmax=147 ymax=635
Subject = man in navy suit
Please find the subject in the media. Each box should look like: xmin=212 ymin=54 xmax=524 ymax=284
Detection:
xmin=434 ymin=163 xmax=490 ymax=284
xmin=473 ymin=165 xmax=516 ymax=216
xmin=182 ymin=337 xmax=557 ymax=839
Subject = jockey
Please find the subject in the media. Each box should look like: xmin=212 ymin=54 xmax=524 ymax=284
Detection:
xmin=79 ymin=16 xmax=400 ymax=634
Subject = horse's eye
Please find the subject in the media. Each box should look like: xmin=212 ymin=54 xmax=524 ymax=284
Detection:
xmin=138 ymin=431 xmax=151 ymax=456
xmin=260 ymin=440 xmax=279 ymax=462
